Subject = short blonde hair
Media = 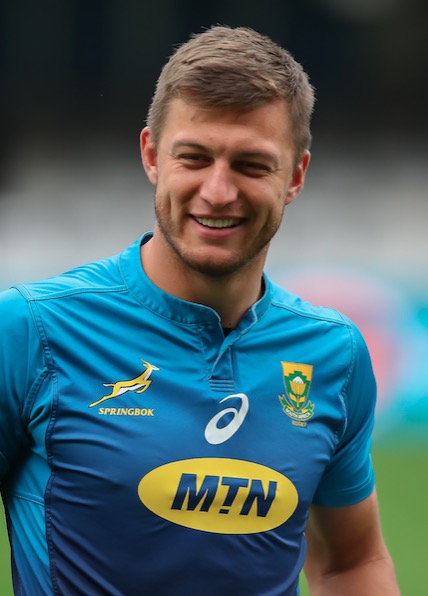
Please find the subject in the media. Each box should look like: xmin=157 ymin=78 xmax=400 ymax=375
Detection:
xmin=147 ymin=25 xmax=315 ymax=160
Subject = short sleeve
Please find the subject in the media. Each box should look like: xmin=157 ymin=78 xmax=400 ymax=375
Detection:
xmin=0 ymin=288 xmax=46 ymax=478
xmin=313 ymin=322 xmax=376 ymax=506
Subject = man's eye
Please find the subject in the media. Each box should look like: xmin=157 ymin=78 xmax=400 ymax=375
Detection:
xmin=237 ymin=162 xmax=271 ymax=175
xmin=179 ymin=154 xmax=208 ymax=163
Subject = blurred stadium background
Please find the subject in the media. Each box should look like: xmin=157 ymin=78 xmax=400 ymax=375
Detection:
xmin=1 ymin=1 xmax=427 ymax=593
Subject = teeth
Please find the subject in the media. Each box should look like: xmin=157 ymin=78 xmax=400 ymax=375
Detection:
xmin=196 ymin=217 xmax=239 ymax=228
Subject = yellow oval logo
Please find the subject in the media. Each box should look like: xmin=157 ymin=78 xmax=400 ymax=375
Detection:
xmin=138 ymin=458 xmax=298 ymax=534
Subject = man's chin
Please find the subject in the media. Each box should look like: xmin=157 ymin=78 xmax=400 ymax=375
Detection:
xmin=158 ymin=225 xmax=268 ymax=278
xmin=183 ymin=258 xmax=238 ymax=278
xmin=184 ymin=250 xmax=260 ymax=279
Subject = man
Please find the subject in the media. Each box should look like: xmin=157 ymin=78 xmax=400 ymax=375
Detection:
xmin=0 ymin=25 xmax=399 ymax=595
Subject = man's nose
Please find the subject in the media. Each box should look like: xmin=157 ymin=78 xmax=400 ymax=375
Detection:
xmin=199 ymin=162 xmax=238 ymax=207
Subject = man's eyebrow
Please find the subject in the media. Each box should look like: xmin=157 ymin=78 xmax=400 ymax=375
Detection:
xmin=171 ymin=141 xmax=279 ymax=166
xmin=171 ymin=140 xmax=207 ymax=152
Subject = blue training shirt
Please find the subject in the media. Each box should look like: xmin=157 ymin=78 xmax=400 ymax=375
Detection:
xmin=0 ymin=233 xmax=376 ymax=595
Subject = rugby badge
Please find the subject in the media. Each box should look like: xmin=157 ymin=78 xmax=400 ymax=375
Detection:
xmin=89 ymin=359 xmax=159 ymax=408
xmin=278 ymin=362 xmax=315 ymax=423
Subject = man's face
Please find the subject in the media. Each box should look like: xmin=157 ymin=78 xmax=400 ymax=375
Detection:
xmin=141 ymin=97 xmax=309 ymax=279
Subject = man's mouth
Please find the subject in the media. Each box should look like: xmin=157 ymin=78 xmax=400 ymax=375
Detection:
xmin=194 ymin=217 xmax=240 ymax=229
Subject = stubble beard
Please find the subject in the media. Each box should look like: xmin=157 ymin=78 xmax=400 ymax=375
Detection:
xmin=154 ymin=192 xmax=284 ymax=280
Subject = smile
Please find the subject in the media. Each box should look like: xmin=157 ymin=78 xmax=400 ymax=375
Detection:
xmin=195 ymin=217 xmax=240 ymax=229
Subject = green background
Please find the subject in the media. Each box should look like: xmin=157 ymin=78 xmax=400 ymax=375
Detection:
xmin=1 ymin=445 xmax=426 ymax=594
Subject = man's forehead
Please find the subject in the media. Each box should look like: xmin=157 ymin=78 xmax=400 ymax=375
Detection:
xmin=160 ymin=97 xmax=293 ymax=146
xmin=166 ymin=95 xmax=289 ymax=118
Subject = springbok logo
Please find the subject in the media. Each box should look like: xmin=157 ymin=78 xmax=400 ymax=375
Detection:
xmin=89 ymin=359 xmax=159 ymax=408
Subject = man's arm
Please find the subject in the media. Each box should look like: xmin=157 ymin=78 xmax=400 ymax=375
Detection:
xmin=304 ymin=489 xmax=400 ymax=595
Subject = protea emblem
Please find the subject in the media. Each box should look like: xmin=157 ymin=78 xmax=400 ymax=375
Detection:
xmin=279 ymin=362 xmax=315 ymax=423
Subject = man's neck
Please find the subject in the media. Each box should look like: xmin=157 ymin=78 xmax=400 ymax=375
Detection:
xmin=140 ymin=236 xmax=265 ymax=329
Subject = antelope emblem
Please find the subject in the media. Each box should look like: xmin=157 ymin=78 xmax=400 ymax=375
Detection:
xmin=89 ymin=359 xmax=159 ymax=408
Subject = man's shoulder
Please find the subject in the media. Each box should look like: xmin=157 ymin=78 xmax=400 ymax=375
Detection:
xmin=11 ymin=252 xmax=125 ymax=304
xmin=266 ymin=279 xmax=371 ymax=379
xmin=268 ymin=279 xmax=351 ymax=328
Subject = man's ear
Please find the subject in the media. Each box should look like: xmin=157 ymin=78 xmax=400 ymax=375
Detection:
xmin=140 ymin=127 xmax=158 ymax=185
xmin=285 ymin=150 xmax=311 ymax=206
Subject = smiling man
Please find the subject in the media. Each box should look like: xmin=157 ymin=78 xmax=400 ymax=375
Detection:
xmin=0 ymin=26 xmax=399 ymax=595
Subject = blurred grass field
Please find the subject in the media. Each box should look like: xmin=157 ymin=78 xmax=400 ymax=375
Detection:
xmin=300 ymin=445 xmax=428 ymax=595
xmin=1 ymin=445 xmax=426 ymax=594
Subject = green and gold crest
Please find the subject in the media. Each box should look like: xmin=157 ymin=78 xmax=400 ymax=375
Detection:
xmin=278 ymin=362 xmax=315 ymax=423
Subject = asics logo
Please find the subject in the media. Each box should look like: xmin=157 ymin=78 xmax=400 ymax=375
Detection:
xmin=205 ymin=393 xmax=249 ymax=445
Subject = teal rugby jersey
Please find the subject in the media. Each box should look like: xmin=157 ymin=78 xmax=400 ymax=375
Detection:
xmin=0 ymin=233 xmax=376 ymax=595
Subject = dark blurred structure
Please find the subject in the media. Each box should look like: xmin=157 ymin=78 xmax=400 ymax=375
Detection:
xmin=1 ymin=0 xmax=427 ymax=181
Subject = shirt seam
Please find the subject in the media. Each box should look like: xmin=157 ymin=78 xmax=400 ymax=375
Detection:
xmin=271 ymin=298 xmax=352 ymax=327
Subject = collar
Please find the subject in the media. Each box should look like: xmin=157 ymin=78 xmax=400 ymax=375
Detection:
xmin=119 ymin=233 xmax=272 ymax=333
